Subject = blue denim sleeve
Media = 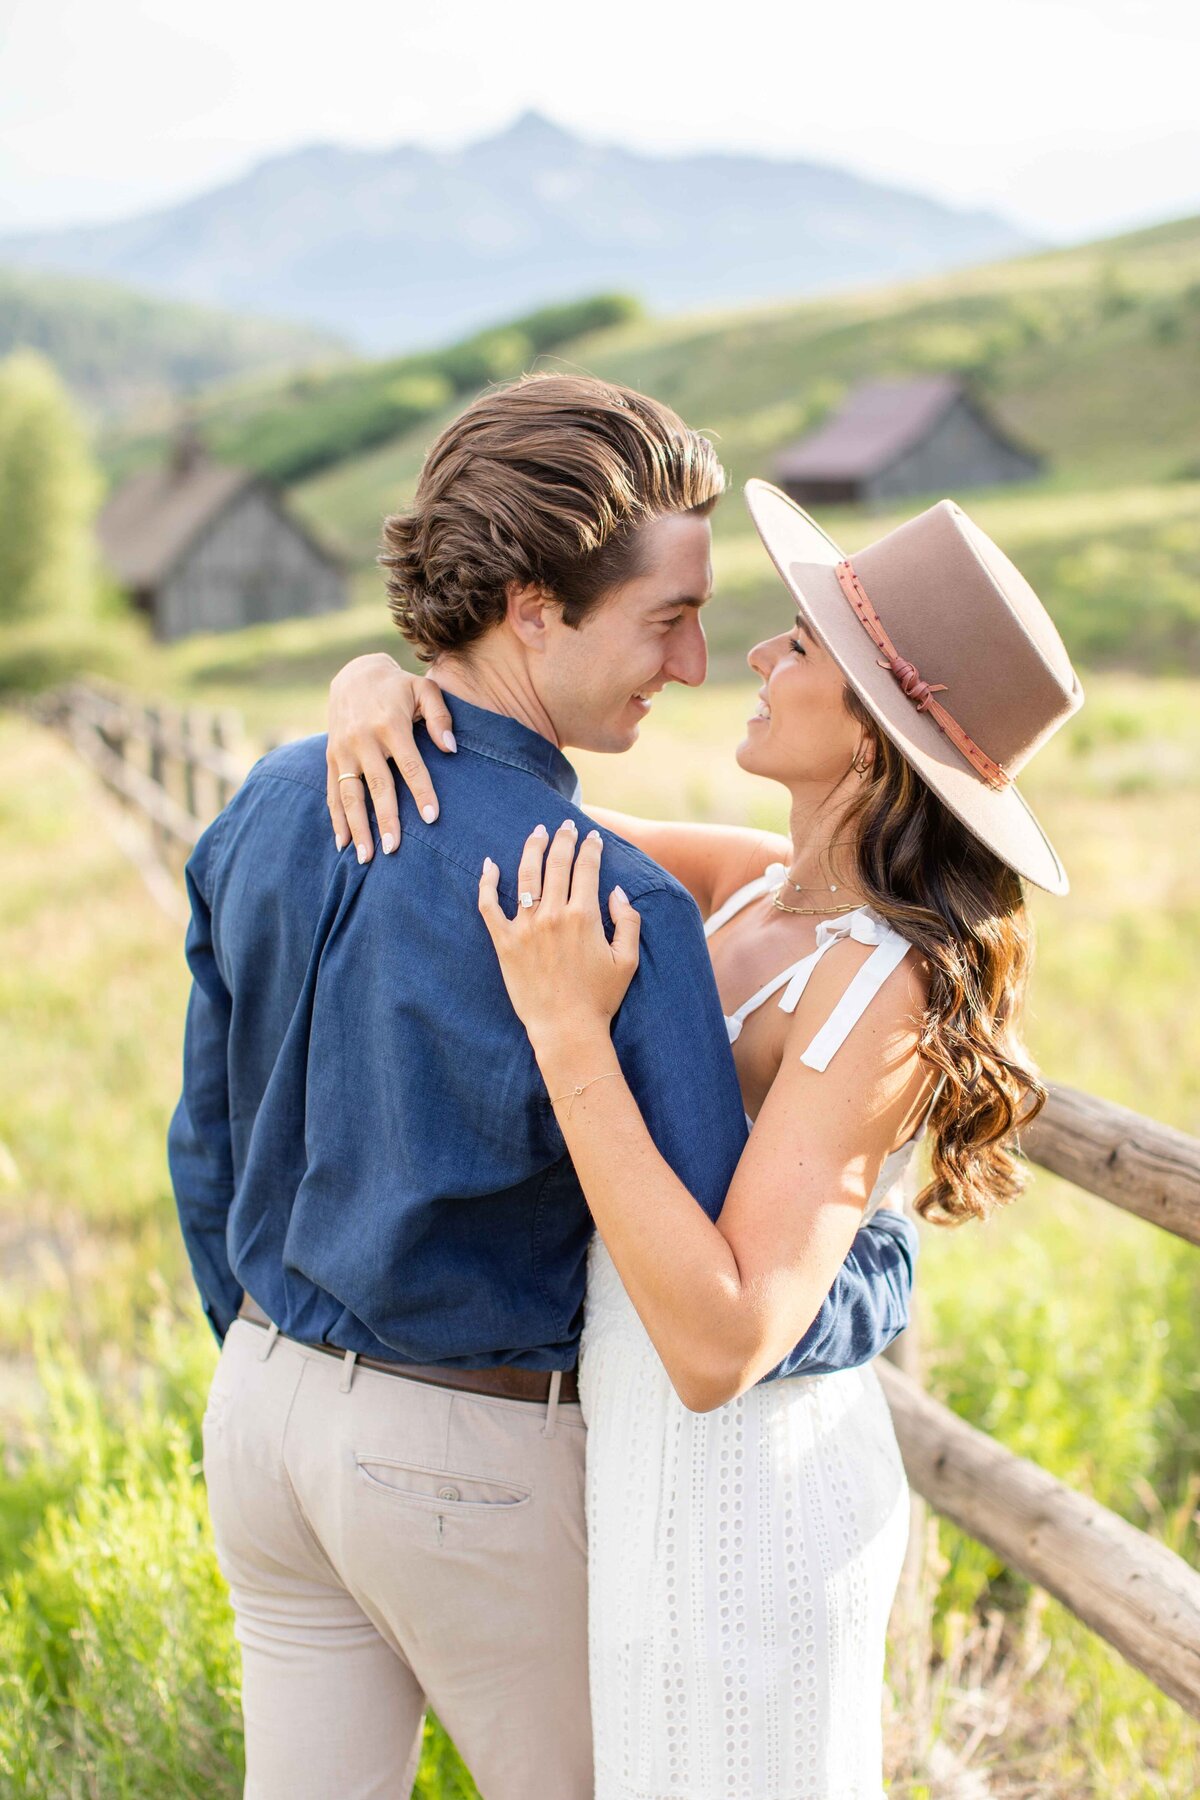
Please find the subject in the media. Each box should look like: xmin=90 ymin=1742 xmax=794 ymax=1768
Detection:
xmin=609 ymin=886 xmax=918 ymax=1378
xmin=766 ymin=1209 xmax=919 ymax=1379
xmin=166 ymin=818 xmax=243 ymax=1344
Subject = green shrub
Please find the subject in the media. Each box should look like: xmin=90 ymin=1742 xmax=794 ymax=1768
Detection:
xmin=0 ymin=349 xmax=103 ymax=625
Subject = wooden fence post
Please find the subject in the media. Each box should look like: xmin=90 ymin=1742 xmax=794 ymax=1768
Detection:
xmin=96 ymin=690 xmax=129 ymax=791
xmin=210 ymin=713 xmax=234 ymax=810
xmin=882 ymin=1156 xmax=928 ymax=1638
xmin=179 ymin=710 xmax=199 ymax=819
xmin=144 ymin=704 xmax=165 ymax=854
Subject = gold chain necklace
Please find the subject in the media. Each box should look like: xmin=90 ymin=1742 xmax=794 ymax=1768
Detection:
xmin=781 ymin=870 xmax=841 ymax=895
xmin=770 ymin=884 xmax=862 ymax=918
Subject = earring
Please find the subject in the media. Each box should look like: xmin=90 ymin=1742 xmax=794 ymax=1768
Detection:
xmin=851 ymin=751 xmax=871 ymax=779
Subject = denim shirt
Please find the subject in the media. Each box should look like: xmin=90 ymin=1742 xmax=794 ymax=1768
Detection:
xmin=168 ymin=692 xmax=917 ymax=1374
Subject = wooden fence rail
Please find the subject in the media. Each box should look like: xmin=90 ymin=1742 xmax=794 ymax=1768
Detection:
xmin=65 ymin=708 xmax=203 ymax=851
xmin=24 ymin=676 xmax=1200 ymax=1724
xmin=27 ymin=678 xmax=254 ymax=854
xmin=1022 ymin=1083 xmax=1200 ymax=1247
xmin=879 ymin=1363 xmax=1200 ymax=1717
xmin=876 ymin=1081 xmax=1200 ymax=1717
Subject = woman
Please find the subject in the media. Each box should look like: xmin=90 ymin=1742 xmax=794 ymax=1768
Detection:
xmin=325 ymin=481 xmax=1082 ymax=1798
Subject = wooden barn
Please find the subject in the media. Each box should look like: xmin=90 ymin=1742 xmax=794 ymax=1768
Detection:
xmin=775 ymin=376 xmax=1042 ymax=508
xmin=97 ymin=425 xmax=348 ymax=642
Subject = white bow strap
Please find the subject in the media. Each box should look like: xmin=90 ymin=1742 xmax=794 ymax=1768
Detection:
xmin=795 ymin=930 xmax=914 ymax=1071
xmin=774 ymin=938 xmax=836 ymax=1017
xmin=710 ymin=868 xmax=915 ymax=1070
xmin=775 ymin=909 xmax=888 ymax=1014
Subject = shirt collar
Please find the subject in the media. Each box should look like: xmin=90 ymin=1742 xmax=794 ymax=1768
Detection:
xmin=440 ymin=691 xmax=581 ymax=804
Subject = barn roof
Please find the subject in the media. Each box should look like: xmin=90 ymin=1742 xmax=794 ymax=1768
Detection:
xmin=776 ymin=375 xmax=972 ymax=482
xmin=97 ymin=448 xmax=257 ymax=588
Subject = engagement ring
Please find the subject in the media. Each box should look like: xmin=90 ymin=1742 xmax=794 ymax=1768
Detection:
xmin=519 ymin=892 xmax=538 ymax=909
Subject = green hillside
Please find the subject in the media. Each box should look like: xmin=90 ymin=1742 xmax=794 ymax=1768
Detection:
xmin=0 ymin=264 xmax=350 ymax=423
xmin=100 ymin=294 xmax=642 ymax=488
xmin=288 ymin=212 xmax=1200 ymax=676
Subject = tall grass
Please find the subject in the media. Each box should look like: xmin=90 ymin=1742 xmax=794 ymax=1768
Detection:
xmin=0 ymin=1319 xmax=242 ymax=1798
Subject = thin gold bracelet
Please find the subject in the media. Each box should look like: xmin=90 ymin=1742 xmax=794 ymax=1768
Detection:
xmin=552 ymin=1071 xmax=618 ymax=1121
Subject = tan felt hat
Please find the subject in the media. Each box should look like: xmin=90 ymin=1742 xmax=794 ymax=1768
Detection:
xmin=743 ymin=480 xmax=1084 ymax=895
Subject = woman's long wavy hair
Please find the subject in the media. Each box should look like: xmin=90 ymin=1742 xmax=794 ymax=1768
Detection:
xmin=838 ymin=690 xmax=1046 ymax=1225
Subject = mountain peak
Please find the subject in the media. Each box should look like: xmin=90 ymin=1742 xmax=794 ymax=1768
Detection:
xmin=483 ymin=110 xmax=577 ymax=153
xmin=0 ymin=124 xmax=1035 ymax=355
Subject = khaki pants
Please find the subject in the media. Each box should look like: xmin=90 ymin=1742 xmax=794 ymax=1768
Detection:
xmin=202 ymin=1319 xmax=591 ymax=1800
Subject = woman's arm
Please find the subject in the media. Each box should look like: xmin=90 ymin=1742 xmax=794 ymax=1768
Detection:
xmin=589 ymin=809 xmax=791 ymax=918
xmin=479 ymin=823 xmax=929 ymax=1413
xmin=325 ymin=652 xmax=790 ymax=908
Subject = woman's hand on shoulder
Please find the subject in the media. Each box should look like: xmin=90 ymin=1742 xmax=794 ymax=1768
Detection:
xmin=477 ymin=822 xmax=641 ymax=1050
xmin=326 ymin=654 xmax=456 ymax=862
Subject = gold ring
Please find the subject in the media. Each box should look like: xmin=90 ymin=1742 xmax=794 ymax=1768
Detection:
xmin=337 ymin=772 xmax=363 ymax=785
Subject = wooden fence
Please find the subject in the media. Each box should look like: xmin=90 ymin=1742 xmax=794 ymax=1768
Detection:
xmin=28 ymin=678 xmax=1200 ymax=1721
xmin=881 ymin=1084 xmax=1200 ymax=1715
xmin=26 ymin=677 xmax=261 ymax=858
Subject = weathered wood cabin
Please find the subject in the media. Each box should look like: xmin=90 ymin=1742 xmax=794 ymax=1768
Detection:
xmin=775 ymin=376 xmax=1042 ymax=507
xmin=97 ymin=425 xmax=348 ymax=641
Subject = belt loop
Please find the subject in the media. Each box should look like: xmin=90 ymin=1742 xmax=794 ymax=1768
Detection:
xmin=257 ymin=1321 xmax=280 ymax=1362
xmin=542 ymin=1369 xmax=562 ymax=1439
xmin=340 ymin=1349 xmax=358 ymax=1394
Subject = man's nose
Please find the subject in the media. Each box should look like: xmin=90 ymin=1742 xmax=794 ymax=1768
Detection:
xmin=665 ymin=617 xmax=708 ymax=689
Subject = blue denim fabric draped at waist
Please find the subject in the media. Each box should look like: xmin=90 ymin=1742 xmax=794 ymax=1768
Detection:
xmin=168 ymin=692 xmax=917 ymax=1372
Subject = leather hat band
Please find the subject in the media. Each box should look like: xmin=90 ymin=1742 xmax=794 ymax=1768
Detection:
xmin=834 ymin=559 xmax=1010 ymax=791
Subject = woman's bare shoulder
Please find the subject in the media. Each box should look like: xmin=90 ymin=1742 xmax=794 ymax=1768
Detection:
xmin=770 ymin=927 xmax=934 ymax=1135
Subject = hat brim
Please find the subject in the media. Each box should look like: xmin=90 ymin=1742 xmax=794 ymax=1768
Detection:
xmin=743 ymin=479 xmax=1069 ymax=896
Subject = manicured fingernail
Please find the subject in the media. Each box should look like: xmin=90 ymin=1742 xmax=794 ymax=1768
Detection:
xmin=335 ymin=834 xmax=348 ymax=852
xmin=382 ymin=833 xmax=396 ymax=854
xmin=421 ymin=804 xmax=437 ymax=824
xmin=482 ymin=856 xmax=496 ymax=875
xmin=357 ymin=844 xmax=369 ymax=864
xmin=560 ymin=819 xmax=577 ymax=834
xmin=533 ymin=823 xmax=548 ymax=839
xmin=612 ymin=885 xmax=627 ymax=903
xmin=586 ymin=830 xmax=602 ymax=844
xmin=442 ymin=730 xmax=457 ymax=753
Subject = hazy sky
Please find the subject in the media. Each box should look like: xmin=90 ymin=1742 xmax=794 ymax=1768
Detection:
xmin=2 ymin=0 xmax=1197 ymax=242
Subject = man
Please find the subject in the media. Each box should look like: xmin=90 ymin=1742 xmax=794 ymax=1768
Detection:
xmin=169 ymin=374 xmax=917 ymax=1800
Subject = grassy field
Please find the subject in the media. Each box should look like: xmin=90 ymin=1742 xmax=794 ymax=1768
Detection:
xmin=2 ymin=658 xmax=1198 ymax=1795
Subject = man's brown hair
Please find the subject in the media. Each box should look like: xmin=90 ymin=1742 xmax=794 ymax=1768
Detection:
xmin=377 ymin=373 xmax=725 ymax=661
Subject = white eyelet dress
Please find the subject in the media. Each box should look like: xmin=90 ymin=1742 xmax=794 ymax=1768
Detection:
xmin=580 ymin=866 xmax=926 ymax=1800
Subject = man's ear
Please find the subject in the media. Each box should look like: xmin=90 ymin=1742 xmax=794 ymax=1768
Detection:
xmin=504 ymin=580 xmax=557 ymax=651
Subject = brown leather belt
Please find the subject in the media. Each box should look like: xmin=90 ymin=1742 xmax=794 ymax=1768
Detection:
xmin=236 ymin=1293 xmax=579 ymax=1404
